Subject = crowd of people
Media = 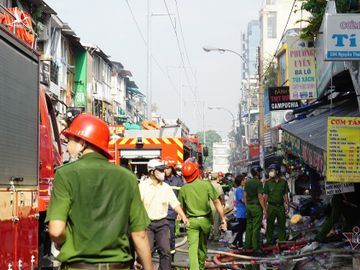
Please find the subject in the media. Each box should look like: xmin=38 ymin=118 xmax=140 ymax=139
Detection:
xmin=46 ymin=114 xmax=354 ymax=270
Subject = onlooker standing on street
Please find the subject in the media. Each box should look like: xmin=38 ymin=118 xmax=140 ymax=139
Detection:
xmin=46 ymin=114 xmax=153 ymax=270
xmin=264 ymin=163 xmax=289 ymax=245
xmin=179 ymin=161 xmax=227 ymax=270
xmin=164 ymin=157 xmax=184 ymax=257
xmin=230 ymin=174 xmax=247 ymax=249
xmin=209 ymin=172 xmax=225 ymax=241
xmin=139 ymin=159 xmax=189 ymax=270
xmin=244 ymin=165 xmax=266 ymax=254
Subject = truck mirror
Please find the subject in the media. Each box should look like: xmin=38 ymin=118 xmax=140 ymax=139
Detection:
xmin=203 ymin=145 xmax=209 ymax=157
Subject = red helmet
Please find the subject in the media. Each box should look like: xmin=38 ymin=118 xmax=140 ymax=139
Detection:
xmin=164 ymin=157 xmax=176 ymax=168
xmin=182 ymin=161 xmax=199 ymax=183
xmin=62 ymin=114 xmax=112 ymax=159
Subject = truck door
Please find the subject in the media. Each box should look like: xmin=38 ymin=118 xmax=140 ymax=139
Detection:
xmin=119 ymin=149 xmax=161 ymax=179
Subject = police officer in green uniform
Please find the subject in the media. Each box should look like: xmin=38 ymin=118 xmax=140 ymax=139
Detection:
xmin=178 ymin=161 xmax=227 ymax=270
xmin=244 ymin=166 xmax=267 ymax=253
xmin=46 ymin=114 xmax=153 ymax=270
xmin=263 ymin=163 xmax=290 ymax=245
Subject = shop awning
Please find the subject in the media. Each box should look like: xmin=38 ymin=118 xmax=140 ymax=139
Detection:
xmin=281 ymin=100 xmax=359 ymax=173
xmin=282 ymin=101 xmax=359 ymax=152
xmin=127 ymin=87 xmax=145 ymax=97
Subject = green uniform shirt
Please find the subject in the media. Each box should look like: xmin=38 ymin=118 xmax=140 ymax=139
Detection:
xmin=178 ymin=179 xmax=218 ymax=217
xmin=263 ymin=178 xmax=289 ymax=205
xmin=245 ymin=177 xmax=263 ymax=204
xmin=45 ymin=152 xmax=150 ymax=263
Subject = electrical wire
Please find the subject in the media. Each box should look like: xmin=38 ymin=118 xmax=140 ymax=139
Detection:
xmin=163 ymin=0 xmax=202 ymax=125
xmin=261 ymin=0 xmax=297 ymax=81
xmin=124 ymin=0 xmax=180 ymax=98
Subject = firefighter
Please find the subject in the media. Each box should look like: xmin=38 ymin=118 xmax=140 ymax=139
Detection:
xmin=46 ymin=114 xmax=153 ymax=270
xmin=178 ymin=161 xmax=227 ymax=270
xmin=164 ymin=157 xmax=184 ymax=257
xmin=139 ymin=159 xmax=189 ymax=270
xmin=263 ymin=163 xmax=290 ymax=245
xmin=244 ymin=165 xmax=266 ymax=254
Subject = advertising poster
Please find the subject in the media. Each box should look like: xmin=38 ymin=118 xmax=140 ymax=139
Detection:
xmin=268 ymin=86 xmax=301 ymax=111
xmin=288 ymin=47 xmax=317 ymax=100
xmin=325 ymin=14 xmax=360 ymax=60
xmin=326 ymin=117 xmax=360 ymax=182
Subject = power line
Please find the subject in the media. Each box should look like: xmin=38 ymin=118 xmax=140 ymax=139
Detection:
xmin=261 ymin=0 xmax=297 ymax=80
xmin=163 ymin=0 xmax=202 ymax=124
xmin=124 ymin=0 xmax=180 ymax=98
xmin=173 ymin=0 xmax=196 ymax=82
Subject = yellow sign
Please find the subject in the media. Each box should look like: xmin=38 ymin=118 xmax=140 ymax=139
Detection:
xmin=288 ymin=47 xmax=317 ymax=100
xmin=326 ymin=117 xmax=360 ymax=182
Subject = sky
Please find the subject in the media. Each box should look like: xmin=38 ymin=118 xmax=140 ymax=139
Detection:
xmin=46 ymin=0 xmax=263 ymax=137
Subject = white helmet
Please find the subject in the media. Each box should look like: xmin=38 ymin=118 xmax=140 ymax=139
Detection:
xmin=147 ymin=159 xmax=168 ymax=171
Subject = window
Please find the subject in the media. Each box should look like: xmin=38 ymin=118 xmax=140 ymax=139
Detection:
xmin=267 ymin=12 xmax=277 ymax=39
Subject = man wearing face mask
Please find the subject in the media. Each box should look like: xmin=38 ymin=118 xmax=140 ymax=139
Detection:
xmin=46 ymin=114 xmax=153 ymax=270
xmin=263 ymin=163 xmax=290 ymax=245
xmin=139 ymin=159 xmax=189 ymax=270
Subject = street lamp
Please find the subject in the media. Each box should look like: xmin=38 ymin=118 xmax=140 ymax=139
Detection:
xmin=208 ymin=106 xmax=235 ymax=132
xmin=203 ymin=46 xmax=246 ymax=166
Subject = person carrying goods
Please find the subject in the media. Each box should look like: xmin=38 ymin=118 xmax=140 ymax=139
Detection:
xmin=139 ymin=159 xmax=189 ymax=270
xmin=229 ymin=174 xmax=247 ymax=249
xmin=46 ymin=114 xmax=153 ymax=270
xmin=263 ymin=163 xmax=290 ymax=245
xmin=178 ymin=161 xmax=227 ymax=270
xmin=244 ymin=165 xmax=267 ymax=254
xmin=163 ymin=157 xmax=184 ymax=257
xmin=209 ymin=171 xmax=225 ymax=241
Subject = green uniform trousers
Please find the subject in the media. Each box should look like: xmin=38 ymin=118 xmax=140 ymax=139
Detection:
xmin=266 ymin=204 xmax=286 ymax=244
xmin=187 ymin=217 xmax=212 ymax=270
xmin=245 ymin=204 xmax=263 ymax=251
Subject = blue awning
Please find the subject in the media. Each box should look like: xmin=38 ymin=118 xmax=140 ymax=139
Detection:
xmin=127 ymin=87 xmax=145 ymax=97
xmin=282 ymin=100 xmax=359 ymax=152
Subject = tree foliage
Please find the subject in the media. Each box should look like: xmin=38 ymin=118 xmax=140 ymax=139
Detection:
xmin=299 ymin=0 xmax=358 ymax=40
xmin=197 ymin=130 xmax=222 ymax=169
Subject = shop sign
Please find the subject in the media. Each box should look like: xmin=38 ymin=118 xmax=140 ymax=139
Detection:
xmin=282 ymin=131 xmax=325 ymax=174
xmin=249 ymin=144 xmax=260 ymax=160
xmin=325 ymin=182 xmax=354 ymax=195
xmin=325 ymin=14 xmax=360 ymax=60
xmin=268 ymin=86 xmax=301 ymax=111
xmin=326 ymin=117 xmax=360 ymax=182
xmin=288 ymin=47 xmax=317 ymax=100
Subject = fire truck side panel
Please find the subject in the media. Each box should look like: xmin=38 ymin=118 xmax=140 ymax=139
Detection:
xmin=0 ymin=25 xmax=56 ymax=269
xmin=16 ymin=190 xmax=39 ymax=269
xmin=113 ymin=138 xmax=184 ymax=172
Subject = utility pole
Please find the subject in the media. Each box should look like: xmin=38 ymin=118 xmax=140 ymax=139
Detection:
xmin=258 ymin=46 xmax=265 ymax=169
xmin=146 ymin=0 xmax=151 ymax=119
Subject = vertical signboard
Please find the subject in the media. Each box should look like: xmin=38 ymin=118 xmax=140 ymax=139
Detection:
xmin=325 ymin=14 xmax=360 ymax=60
xmin=326 ymin=117 xmax=360 ymax=182
xmin=288 ymin=47 xmax=317 ymax=100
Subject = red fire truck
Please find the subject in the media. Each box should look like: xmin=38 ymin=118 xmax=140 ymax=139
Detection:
xmin=108 ymin=119 xmax=206 ymax=177
xmin=0 ymin=24 xmax=62 ymax=269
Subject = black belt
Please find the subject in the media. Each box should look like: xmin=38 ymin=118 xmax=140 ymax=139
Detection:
xmin=61 ymin=261 xmax=131 ymax=269
xmin=268 ymin=202 xmax=283 ymax=207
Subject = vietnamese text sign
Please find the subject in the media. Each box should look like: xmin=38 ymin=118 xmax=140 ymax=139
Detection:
xmin=325 ymin=182 xmax=355 ymax=195
xmin=288 ymin=48 xmax=317 ymax=100
xmin=268 ymin=86 xmax=301 ymax=111
xmin=326 ymin=117 xmax=360 ymax=182
xmin=325 ymin=14 xmax=360 ymax=60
